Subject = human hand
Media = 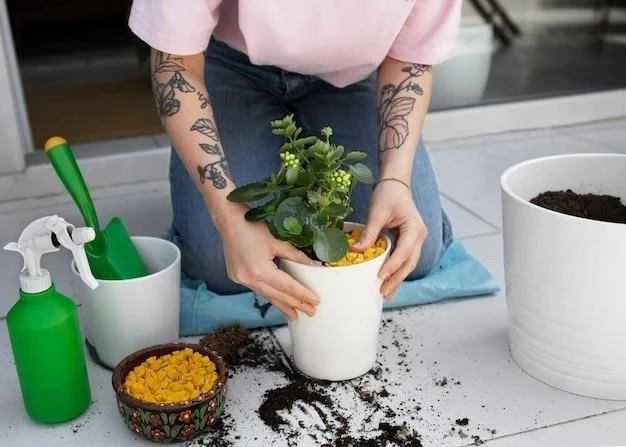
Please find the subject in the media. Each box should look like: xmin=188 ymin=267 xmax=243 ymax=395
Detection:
xmin=352 ymin=180 xmax=427 ymax=299
xmin=218 ymin=207 xmax=321 ymax=320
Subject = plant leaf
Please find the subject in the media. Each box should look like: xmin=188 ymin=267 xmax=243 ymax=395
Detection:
xmin=245 ymin=206 xmax=272 ymax=222
xmin=277 ymin=196 xmax=303 ymax=214
xmin=274 ymin=196 xmax=304 ymax=236
xmin=334 ymin=145 xmax=344 ymax=159
xmin=290 ymin=225 xmax=314 ymax=247
xmin=286 ymin=166 xmax=299 ymax=185
xmin=296 ymin=171 xmax=315 ymax=187
xmin=313 ymin=228 xmax=349 ymax=262
xmin=343 ymin=151 xmax=368 ymax=163
xmin=279 ymin=142 xmax=293 ymax=153
xmin=348 ymin=163 xmax=374 ymax=184
xmin=268 ymin=220 xmax=290 ymax=241
xmin=227 ymin=182 xmax=271 ymax=203
xmin=294 ymin=136 xmax=317 ymax=147
xmin=322 ymin=203 xmax=349 ymax=218
xmin=307 ymin=190 xmax=322 ymax=204
xmin=283 ymin=216 xmax=303 ymax=235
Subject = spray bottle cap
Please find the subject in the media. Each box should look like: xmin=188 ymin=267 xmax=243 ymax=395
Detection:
xmin=3 ymin=215 xmax=98 ymax=293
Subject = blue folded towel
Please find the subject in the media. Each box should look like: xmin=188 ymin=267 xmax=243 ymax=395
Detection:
xmin=178 ymin=238 xmax=500 ymax=337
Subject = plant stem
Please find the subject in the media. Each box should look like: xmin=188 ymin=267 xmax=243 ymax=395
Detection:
xmin=289 ymin=135 xmax=310 ymax=165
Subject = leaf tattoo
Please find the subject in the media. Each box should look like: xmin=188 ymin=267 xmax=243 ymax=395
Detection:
xmin=170 ymin=72 xmax=195 ymax=92
xmin=197 ymin=142 xmax=233 ymax=189
xmin=151 ymin=52 xmax=197 ymax=123
xmin=197 ymin=155 xmax=233 ymax=190
xmin=199 ymin=143 xmax=221 ymax=155
xmin=153 ymin=52 xmax=185 ymax=73
xmin=378 ymin=63 xmax=431 ymax=153
xmin=190 ymin=118 xmax=220 ymax=141
xmin=154 ymin=83 xmax=180 ymax=118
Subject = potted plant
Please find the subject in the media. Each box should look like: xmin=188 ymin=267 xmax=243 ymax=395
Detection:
xmin=227 ymin=115 xmax=391 ymax=381
xmin=501 ymin=153 xmax=626 ymax=400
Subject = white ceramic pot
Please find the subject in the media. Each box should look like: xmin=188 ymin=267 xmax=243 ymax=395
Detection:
xmin=279 ymin=223 xmax=392 ymax=381
xmin=431 ymin=18 xmax=495 ymax=110
xmin=501 ymin=153 xmax=626 ymax=400
xmin=71 ymin=237 xmax=181 ymax=369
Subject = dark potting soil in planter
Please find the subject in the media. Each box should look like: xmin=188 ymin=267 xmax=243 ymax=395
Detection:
xmin=530 ymin=189 xmax=626 ymax=224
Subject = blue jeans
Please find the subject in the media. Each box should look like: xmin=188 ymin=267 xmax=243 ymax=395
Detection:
xmin=170 ymin=39 xmax=453 ymax=295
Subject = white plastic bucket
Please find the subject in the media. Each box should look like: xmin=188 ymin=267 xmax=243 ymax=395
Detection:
xmin=501 ymin=153 xmax=626 ymax=400
xmin=71 ymin=236 xmax=181 ymax=369
xmin=279 ymin=223 xmax=392 ymax=381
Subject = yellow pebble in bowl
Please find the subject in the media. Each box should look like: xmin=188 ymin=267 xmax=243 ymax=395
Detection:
xmin=328 ymin=230 xmax=387 ymax=267
xmin=123 ymin=348 xmax=218 ymax=404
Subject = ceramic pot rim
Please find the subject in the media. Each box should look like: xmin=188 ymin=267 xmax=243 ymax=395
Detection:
xmin=500 ymin=153 xmax=626 ymax=228
xmin=279 ymin=222 xmax=392 ymax=270
xmin=70 ymin=236 xmax=181 ymax=284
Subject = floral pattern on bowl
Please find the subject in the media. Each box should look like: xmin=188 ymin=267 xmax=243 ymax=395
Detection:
xmin=112 ymin=343 xmax=228 ymax=443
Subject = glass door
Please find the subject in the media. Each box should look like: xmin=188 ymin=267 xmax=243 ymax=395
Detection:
xmin=0 ymin=0 xmax=31 ymax=174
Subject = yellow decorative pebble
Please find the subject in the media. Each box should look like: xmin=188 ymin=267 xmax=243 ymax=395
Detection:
xmin=123 ymin=348 xmax=218 ymax=404
xmin=328 ymin=230 xmax=387 ymax=267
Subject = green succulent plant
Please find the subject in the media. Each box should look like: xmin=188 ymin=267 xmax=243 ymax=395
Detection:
xmin=227 ymin=114 xmax=374 ymax=263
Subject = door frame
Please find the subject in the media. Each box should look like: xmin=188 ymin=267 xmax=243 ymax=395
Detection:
xmin=0 ymin=0 xmax=33 ymax=175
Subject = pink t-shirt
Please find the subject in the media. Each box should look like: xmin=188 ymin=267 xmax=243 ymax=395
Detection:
xmin=129 ymin=0 xmax=461 ymax=88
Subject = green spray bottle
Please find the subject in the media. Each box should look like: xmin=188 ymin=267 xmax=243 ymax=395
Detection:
xmin=4 ymin=215 xmax=99 ymax=424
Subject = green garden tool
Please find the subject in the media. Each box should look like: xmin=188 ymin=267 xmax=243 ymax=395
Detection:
xmin=44 ymin=136 xmax=148 ymax=280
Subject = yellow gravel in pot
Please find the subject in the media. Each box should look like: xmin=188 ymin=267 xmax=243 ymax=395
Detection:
xmin=123 ymin=347 xmax=218 ymax=404
xmin=329 ymin=229 xmax=387 ymax=266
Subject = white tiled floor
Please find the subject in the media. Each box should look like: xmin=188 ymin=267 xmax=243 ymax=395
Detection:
xmin=0 ymin=118 xmax=625 ymax=446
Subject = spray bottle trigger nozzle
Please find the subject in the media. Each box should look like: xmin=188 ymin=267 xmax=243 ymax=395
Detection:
xmin=3 ymin=242 xmax=25 ymax=271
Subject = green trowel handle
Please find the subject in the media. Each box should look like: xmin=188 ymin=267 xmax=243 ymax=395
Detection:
xmin=44 ymin=137 xmax=103 ymax=241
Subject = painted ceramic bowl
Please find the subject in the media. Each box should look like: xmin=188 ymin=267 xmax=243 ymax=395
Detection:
xmin=112 ymin=343 xmax=228 ymax=443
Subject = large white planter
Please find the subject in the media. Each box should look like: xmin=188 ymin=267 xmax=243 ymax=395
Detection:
xmin=501 ymin=153 xmax=626 ymax=400
xmin=71 ymin=237 xmax=181 ymax=369
xmin=279 ymin=223 xmax=392 ymax=381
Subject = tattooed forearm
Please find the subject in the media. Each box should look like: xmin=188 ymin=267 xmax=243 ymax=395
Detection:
xmin=151 ymin=52 xmax=196 ymax=122
xmin=191 ymin=119 xmax=233 ymax=190
xmin=152 ymin=51 xmax=231 ymax=191
xmin=378 ymin=63 xmax=431 ymax=153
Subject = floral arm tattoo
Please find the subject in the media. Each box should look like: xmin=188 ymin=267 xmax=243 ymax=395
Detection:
xmin=191 ymin=119 xmax=233 ymax=189
xmin=151 ymin=51 xmax=233 ymax=190
xmin=378 ymin=64 xmax=431 ymax=153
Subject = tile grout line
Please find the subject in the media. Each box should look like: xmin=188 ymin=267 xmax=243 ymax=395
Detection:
xmin=0 ymin=181 xmax=170 ymax=216
xmin=458 ymin=230 xmax=503 ymax=241
xmin=470 ymin=406 xmax=626 ymax=446
xmin=440 ymin=192 xmax=502 ymax=232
